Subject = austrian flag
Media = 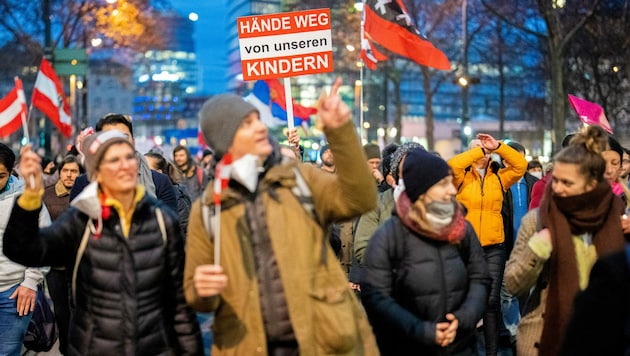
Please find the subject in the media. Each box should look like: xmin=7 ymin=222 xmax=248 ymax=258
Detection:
xmin=32 ymin=58 xmax=73 ymax=137
xmin=0 ymin=77 xmax=28 ymax=138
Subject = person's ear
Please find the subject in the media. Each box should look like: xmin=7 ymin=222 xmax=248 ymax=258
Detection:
xmin=586 ymin=178 xmax=598 ymax=192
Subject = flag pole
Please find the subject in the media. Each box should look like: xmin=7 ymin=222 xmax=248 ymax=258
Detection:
xmin=359 ymin=0 xmax=366 ymax=143
xmin=283 ymin=77 xmax=295 ymax=132
xmin=14 ymin=77 xmax=30 ymax=143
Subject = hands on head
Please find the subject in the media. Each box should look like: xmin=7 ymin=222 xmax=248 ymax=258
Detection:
xmin=477 ymin=133 xmax=500 ymax=152
xmin=18 ymin=144 xmax=43 ymax=192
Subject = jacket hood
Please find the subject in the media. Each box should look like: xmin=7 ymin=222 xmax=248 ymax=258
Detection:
xmin=0 ymin=175 xmax=24 ymax=200
xmin=70 ymin=181 xmax=102 ymax=219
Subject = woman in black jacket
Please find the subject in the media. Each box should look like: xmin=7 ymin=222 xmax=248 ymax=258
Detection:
xmin=3 ymin=131 xmax=202 ymax=356
xmin=361 ymin=148 xmax=490 ymax=355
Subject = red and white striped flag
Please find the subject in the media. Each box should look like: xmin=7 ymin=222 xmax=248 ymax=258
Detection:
xmin=32 ymin=58 xmax=73 ymax=137
xmin=0 ymin=77 xmax=28 ymax=138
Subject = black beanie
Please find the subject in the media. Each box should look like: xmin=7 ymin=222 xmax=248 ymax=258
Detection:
xmin=381 ymin=143 xmax=400 ymax=177
xmin=403 ymin=148 xmax=452 ymax=202
xmin=608 ymin=135 xmax=624 ymax=163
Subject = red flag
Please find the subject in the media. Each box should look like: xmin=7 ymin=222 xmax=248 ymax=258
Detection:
xmin=0 ymin=77 xmax=28 ymax=138
xmin=361 ymin=37 xmax=388 ymax=70
xmin=568 ymin=94 xmax=613 ymax=134
xmin=264 ymin=79 xmax=317 ymax=126
xmin=364 ymin=0 xmax=450 ymax=70
xmin=32 ymin=58 xmax=73 ymax=137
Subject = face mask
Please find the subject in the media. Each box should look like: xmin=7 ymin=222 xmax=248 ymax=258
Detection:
xmin=425 ymin=200 xmax=455 ymax=220
xmin=425 ymin=200 xmax=456 ymax=229
xmin=530 ymin=171 xmax=542 ymax=180
xmin=393 ymin=178 xmax=406 ymax=203
xmin=230 ymin=154 xmax=262 ymax=193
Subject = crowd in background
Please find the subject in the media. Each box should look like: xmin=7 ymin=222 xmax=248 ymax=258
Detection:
xmin=1 ymin=79 xmax=630 ymax=355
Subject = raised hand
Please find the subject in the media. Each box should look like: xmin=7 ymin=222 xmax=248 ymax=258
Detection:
xmin=477 ymin=133 xmax=500 ymax=152
xmin=317 ymin=77 xmax=351 ymax=129
xmin=18 ymin=144 xmax=43 ymax=192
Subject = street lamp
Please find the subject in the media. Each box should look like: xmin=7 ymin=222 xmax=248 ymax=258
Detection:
xmin=460 ymin=0 xmax=470 ymax=150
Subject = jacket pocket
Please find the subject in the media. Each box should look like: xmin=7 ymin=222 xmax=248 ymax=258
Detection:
xmin=309 ymin=282 xmax=359 ymax=353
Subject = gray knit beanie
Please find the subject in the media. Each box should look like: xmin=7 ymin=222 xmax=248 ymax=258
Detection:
xmin=390 ymin=142 xmax=425 ymax=182
xmin=198 ymin=94 xmax=258 ymax=159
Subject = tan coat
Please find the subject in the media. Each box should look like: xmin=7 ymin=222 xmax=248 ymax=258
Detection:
xmin=504 ymin=209 xmax=599 ymax=356
xmin=184 ymin=122 xmax=379 ymax=356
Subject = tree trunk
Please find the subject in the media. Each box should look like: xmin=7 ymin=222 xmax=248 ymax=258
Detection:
xmin=550 ymin=50 xmax=566 ymax=152
xmin=422 ymin=66 xmax=435 ymax=150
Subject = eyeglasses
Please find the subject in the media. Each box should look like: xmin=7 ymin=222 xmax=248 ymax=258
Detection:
xmin=101 ymin=153 xmax=138 ymax=168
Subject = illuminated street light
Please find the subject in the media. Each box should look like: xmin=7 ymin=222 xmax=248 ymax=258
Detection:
xmin=91 ymin=38 xmax=103 ymax=47
xmin=188 ymin=12 xmax=198 ymax=21
xmin=458 ymin=76 xmax=469 ymax=87
xmin=552 ymin=0 xmax=566 ymax=8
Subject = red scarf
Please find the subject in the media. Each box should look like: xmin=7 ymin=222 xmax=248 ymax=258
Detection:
xmin=396 ymin=193 xmax=466 ymax=244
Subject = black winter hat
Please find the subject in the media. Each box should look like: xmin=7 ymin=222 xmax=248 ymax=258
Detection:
xmin=381 ymin=143 xmax=400 ymax=177
xmin=403 ymin=148 xmax=451 ymax=202
xmin=390 ymin=142 xmax=424 ymax=182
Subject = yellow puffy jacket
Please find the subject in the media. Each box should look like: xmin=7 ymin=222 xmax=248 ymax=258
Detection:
xmin=448 ymin=144 xmax=527 ymax=247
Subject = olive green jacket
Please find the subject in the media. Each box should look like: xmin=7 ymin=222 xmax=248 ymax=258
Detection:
xmin=184 ymin=122 xmax=379 ymax=356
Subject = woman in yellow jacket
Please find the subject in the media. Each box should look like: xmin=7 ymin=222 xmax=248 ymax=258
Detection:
xmin=448 ymin=133 xmax=527 ymax=356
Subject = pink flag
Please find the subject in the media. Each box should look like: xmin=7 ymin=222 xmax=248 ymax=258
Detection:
xmin=0 ymin=78 xmax=28 ymax=138
xmin=32 ymin=58 xmax=73 ymax=137
xmin=568 ymin=94 xmax=612 ymax=134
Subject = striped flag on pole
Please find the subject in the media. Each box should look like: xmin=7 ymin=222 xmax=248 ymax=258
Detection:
xmin=0 ymin=77 xmax=28 ymax=138
xmin=32 ymin=58 xmax=73 ymax=137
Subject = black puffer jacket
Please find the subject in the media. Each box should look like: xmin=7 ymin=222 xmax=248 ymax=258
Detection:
xmin=3 ymin=194 xmax=202 ymax=356
xmin=361 ymin=215 xmax=489 ymax=356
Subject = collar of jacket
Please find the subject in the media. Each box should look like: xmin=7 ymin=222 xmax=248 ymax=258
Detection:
xmin=205 ymin=162 xmax=299 ymax=206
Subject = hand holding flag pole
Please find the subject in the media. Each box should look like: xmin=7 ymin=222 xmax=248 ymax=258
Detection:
xmin=283 ymin=78 xmax=295 ymax=132
xmin=213 ymin=153 xmax=232 ymax=266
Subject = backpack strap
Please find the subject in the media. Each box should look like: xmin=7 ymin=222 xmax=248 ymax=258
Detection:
xmin=200 ymin=163 xmax=326 ymax=264
xmin=72 ymin=220 xmax=93 ymax=305
xmin=155 ymin=208 xmax=167 ymax=246
xmin=456 ymin=166 xmax=472 ymax=192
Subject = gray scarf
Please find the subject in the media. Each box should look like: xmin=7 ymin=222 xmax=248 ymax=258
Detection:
xmin=136 ymin=151 xmax=156 ymax=196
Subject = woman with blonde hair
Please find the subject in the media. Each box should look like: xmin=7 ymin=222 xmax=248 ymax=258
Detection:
xmin=361 ymin=148 xmax=489 ymax=355
xmin=504 ymin=125 xmax=626 ymax=356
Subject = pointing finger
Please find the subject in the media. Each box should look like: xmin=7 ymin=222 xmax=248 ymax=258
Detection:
xmin=329 ymin=77 xmax=342 ymax=96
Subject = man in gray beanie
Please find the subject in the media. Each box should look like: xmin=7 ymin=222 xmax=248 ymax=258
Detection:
xmin=184 ymin=78 xmax=379 ymax=355
xmin=198 ymin=93 xmax=259 ymax=160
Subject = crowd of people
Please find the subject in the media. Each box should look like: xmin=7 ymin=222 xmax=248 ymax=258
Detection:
xmin=1 ymin=77 xmax=630 ymax=355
